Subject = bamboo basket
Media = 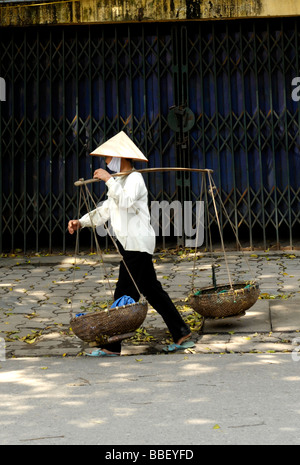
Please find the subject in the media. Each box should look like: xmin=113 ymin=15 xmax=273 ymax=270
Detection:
xmin=70 ymin=301 xmax=148 ymax=345
xmin=188 ymin=282 xmax=260 ymax=319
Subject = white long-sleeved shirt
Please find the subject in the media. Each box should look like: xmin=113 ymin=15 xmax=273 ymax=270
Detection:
xmin=79 ymin=172 xmax=156 ymax=255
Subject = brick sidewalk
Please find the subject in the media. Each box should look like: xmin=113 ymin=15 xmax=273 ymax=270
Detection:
xmin=0 ymin=251 xmax=299 ymax=358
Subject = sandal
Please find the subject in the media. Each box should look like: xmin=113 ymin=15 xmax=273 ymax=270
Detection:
xmin=85 ymin=349 xmax=120 ymax=357
xmin=162 ymin=340 xmax=195 ymax=353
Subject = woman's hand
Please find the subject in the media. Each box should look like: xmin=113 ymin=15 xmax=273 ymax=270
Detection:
xmin=93 ymin=169 xmax=112 ymax=183
xmin=68 ymin=220 xmax=81 ymax=235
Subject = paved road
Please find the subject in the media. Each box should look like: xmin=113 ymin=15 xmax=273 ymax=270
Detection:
xmin=1 ymin=353 xmax=300 ymax=445
xmin=0 ymin=252 xmax=299 ymax=446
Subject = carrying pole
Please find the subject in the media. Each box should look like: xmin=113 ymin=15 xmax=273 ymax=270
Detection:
xmin=74 ymin=167 xmax=213 ymax=186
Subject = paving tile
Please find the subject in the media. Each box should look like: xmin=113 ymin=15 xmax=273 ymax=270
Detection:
xmin=270 ymin=299 xmax=300 ymax=332
xmin=194 ymin=342 xmax=227 ymax=353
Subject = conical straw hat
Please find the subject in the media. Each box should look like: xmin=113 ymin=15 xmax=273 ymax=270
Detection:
xmin=90 ymin=131 xmax=148 ymax=163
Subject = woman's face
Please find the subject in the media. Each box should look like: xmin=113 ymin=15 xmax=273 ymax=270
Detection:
xmin=105 ymin=156 xmax=112 ymax=165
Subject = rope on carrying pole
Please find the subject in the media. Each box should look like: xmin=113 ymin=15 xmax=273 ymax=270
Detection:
xmin=80 ymin=182 xmax=146 ymax=303
xmin=82 ymin=183 xmax=114 ymax=299
xmin=70 ymin=187 xmax=82 ymax=322
xmin=191 ymin=172 xmax=206 ymax=292
xmin=69 ymin=183 xmax=115 ymax=322
xmin=207 ymin=172 xmax=256 ymax=283
xmin=207 ymin=171 xmax=234 ymax=290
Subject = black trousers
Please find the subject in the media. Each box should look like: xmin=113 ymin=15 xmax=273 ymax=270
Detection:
xmin=104 ymin=241 xmax=191 ymax=353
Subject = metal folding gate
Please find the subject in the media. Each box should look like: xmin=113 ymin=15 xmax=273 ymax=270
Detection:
xmin=0 ymin=18 xmax=299 ymax=252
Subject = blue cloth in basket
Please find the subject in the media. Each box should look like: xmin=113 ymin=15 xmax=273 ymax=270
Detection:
xmin=110 ymin=295 xmax=135 ymax=309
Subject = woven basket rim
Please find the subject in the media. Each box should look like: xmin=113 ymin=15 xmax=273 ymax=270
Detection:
xmin=192 ymin=281 xmax=259 ymax=297
xmin=70 ymin=300 xmax=147 ymax=323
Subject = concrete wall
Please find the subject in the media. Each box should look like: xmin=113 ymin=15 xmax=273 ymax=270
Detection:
xmin=1 ymin=0 xmax=300 ymax=27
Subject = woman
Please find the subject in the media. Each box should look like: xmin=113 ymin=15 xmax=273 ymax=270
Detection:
xmin=68 ymin=131 xmax=194 ymax=356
